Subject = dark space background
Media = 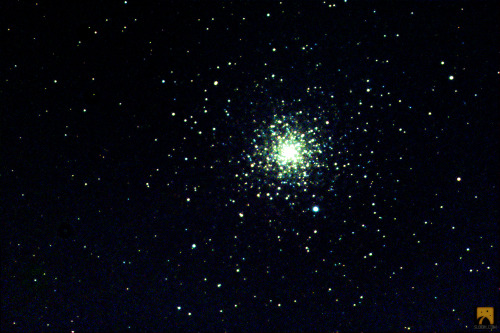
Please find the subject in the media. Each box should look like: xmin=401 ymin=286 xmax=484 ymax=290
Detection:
xmin=2 ymin=0 xmax=499 ymax=331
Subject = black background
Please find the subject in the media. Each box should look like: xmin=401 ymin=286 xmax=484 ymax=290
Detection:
xmin=2 ymin=0 xmax=499 ymax=331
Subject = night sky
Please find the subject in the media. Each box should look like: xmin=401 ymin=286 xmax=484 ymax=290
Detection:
xmin=2 ymin=1 xmax=499 ymax=331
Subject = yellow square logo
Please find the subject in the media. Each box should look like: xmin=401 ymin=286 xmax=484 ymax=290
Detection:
xmin=476 ymin=307 xmax=494 ymax=325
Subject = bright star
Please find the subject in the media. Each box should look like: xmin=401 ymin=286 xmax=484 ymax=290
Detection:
xmin=312 ymin=206 xmax=319 ymax=213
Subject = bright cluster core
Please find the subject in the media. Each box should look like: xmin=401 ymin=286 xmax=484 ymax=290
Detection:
xmin=277 ymin=141 xmax=302 ymax=165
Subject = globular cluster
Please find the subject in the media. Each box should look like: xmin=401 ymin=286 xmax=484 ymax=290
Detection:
xmin=242 ymin=109 xmax=330 ymax=198
xmin=224 ymin=80 xmax=376 ymax=214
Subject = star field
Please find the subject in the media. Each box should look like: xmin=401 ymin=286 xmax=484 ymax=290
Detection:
xmin=2 ymin=1 xmax=499 ymax=331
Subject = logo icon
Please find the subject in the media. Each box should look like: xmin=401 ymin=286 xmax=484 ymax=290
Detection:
xmin=476 ymin=307 xmax=494 ymax=325
xmin=475 ymin=307 xmax=497 ymax=330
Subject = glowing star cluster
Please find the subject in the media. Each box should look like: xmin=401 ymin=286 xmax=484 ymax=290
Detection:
xmin=222 ymin=78 xmax=377 ymax=206
xmin=242 ymin=112 xmax=329 ymax=200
